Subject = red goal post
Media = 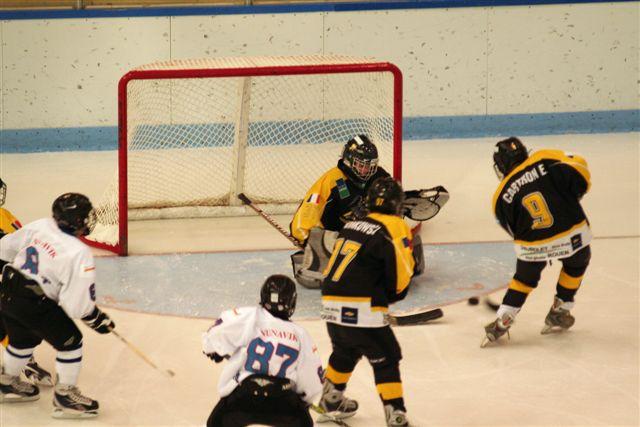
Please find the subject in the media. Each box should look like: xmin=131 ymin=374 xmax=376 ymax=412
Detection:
xmin=86 ymin=56 xmax=403 ymax=255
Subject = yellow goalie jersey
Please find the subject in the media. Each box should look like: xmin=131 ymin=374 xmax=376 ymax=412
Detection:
xmin=0 ymin=207 xmax=22 ymax=238
xmin=290 ymin=163 xmax=390 ymax=244
xmin=321 ymin=212 xmax=415 ymax=327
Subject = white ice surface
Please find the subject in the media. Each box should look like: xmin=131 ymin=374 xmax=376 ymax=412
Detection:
xmin=0 ymin=133 xmax=638 ymax=426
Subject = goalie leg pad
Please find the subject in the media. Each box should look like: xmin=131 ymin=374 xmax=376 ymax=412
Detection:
xmin=291 ymin=228 xmax=338 ymax=289
xmin=291 ymin=251 xmax=321 ymax=289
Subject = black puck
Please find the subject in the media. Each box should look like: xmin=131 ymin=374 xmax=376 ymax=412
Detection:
xmin=468 ymin=297 xmax=479 ymax=305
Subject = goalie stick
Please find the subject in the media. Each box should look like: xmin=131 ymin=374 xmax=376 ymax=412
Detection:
xmin=238 ymin=193 xmax=444 ymax=327
xmin=237 ymin=193 xmax=303 ymax=249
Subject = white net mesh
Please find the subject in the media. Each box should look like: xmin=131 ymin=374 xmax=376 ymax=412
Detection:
xmin=87 ymin=56 xmax=399 ymax=252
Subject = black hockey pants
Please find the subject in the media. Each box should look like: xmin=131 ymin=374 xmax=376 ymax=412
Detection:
xmin=0 ymin=266 xmax=82 ymax=352
xmin=207 ymin=374 xmax=313 ymax=427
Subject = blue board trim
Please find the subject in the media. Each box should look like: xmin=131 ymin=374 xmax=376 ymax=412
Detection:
xmin=1 ymin=0 xmax=636 ymax=20
xmin=1 ymin=110 xmax=637 ymax=153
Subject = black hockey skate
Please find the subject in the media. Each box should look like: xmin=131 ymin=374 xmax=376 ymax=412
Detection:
xmin=541 ymin=297 xmax=575 ymax=335
xmin=481 ymin=312 xmax=515 ymax=348
xmin=0 ymin=369 xmax=40 ymax=403
xmin=53 ymin=384 xmax=99 ymax=419
xmin=385 ymin=404 xmax=409 ymax=427
xmin=23 ymin=356 xmax=54 ymax=386
xmin=317 ymin=380 xmax=358 ymax=423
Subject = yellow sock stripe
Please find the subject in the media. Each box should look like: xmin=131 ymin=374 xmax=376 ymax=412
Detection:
xmin=508 ymin=278 xmax=535 ymax=294
xmin=558 ymin=270 xmax=583 ymax=290
xmin=1 ymin=336 xmax=8 ymax=347
xmin=325 ymin=365 xmax=352 ymax=385
xmin=376 ymin=382 xmax=404 ymax=400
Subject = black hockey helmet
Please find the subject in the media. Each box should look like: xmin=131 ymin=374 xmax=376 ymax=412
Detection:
xmin=260 ymin=274 xmax=297 ymax=320
xmin=366 ymin=176 xmax=405 ymax=216
xmin=493 ymin=137 xmax=529 ymax=180
xmin=52 ymin=193 xmax=96 ymax=236
xmin=0 ymin=178 xmax=6 ymax=207
xmin=341 ymin=134 xmax=379 ymax=184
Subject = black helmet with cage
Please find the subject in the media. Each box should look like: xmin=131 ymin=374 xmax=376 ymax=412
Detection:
xmin=52 ymin=193 xmax=96 ymax=236
xmin=365 ymin=176 xmax=405 ymax=216
xmin=493 ymin=137 xmax=529 ymax=180
xmin=341 ymin=134 xmax=379 ymax=185
xmin=260 ymin=274 xmax=297 ymax=320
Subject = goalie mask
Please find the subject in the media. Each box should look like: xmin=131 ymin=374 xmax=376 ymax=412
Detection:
xmin=366 ymin=176 xmax=405 ymax=216
xmin=260 ymin=274 xmax=297 ymax=320
xmin=0 ymin=178 xmax=6 ymax=207
xmin=493 ymin=137 xmax=529 ymax=180
xmin=52 ymin=192 xmax=96 ymax=236
xmin=341 ymin=135 xmax=379 ymax=184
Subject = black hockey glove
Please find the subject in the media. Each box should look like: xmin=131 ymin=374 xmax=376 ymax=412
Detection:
xmin=82 ymin=307 xmax=115 ymax=334
xmin=204 ymin=352 xmax=227 ymax=363
xmin=343 ymin=196 xmax=369 ymax=222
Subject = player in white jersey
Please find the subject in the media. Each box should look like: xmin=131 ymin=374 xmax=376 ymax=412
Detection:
xmin=202 ymin=274 xmax=323 ymax=427
xmin=0 ymin=178 xmax=53 ymax=386
xmin=0 ymin=193 xmax=115 ymax=419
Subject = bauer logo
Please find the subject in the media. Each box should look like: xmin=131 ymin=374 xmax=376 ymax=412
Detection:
xmin=341 ymin=307 xmax=358 ymax=324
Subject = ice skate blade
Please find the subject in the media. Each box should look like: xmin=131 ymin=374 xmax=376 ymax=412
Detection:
xmin=541 ymin=324 xmax=569 ymax=335
xmin=23 ymin=372 xmax=54 ymax=387
xmin=0 ymin=393 xmax=40 ymax=403
xmin=480 ymin=336 xmax=492 ymax=348
xmin=317 ymin=410 xmax=356 ymax=422
xmin=52 ymin=407 xmax=99 ymax=419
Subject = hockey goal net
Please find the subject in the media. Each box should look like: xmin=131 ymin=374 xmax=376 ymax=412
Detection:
xmin=86 ymin=56 xmax=403 ymax=255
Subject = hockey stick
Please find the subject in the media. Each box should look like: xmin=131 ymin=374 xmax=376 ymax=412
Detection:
xmin=111 ymin=330 xmax=175 ymax=378
xmin=484 ymin=297 xmax=500 ymax=312
xmin=310 ymin=404 xmax=352 ymax=426
xmin=238 ymin=193 xmax=443 ymax=326
xmin=387 ymin=307 xmax=444 ymax=326
xmin=237 ymin=193 xmax=303 ymax=249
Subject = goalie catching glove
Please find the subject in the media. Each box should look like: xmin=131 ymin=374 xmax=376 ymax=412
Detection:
xmin=403 ymin=186 xmax=449 ymax=222
xmin=82 ymin=307 xmax=115 ymax=334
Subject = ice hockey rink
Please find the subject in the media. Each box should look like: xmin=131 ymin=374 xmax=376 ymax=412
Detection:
xmin=0 ymin=132 xmax=638 ymax=426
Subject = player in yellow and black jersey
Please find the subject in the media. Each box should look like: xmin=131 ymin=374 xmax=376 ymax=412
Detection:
xmin=482 ymin=137 xmax=592 ymax=347
xmin=289 ymin=135 xmax=394 ymax=289
xmin=0 ymin=179 xmax=22 ymax=240
xmin=0 ymin=178 xmax=53 ymax=386
xmin=318 ymin=177 xmax=414 ymax=427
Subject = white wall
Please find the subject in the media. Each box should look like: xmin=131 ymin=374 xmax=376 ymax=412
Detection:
xmin=0 ymin=2 xmax=638 ymax=132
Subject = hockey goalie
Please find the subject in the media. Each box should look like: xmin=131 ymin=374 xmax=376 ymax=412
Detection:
xmin=289 ymin=135 xmax=449 ymax=289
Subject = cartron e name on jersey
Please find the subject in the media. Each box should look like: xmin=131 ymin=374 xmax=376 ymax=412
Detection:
xmin=502 ymin=164 xmax=548 ymax=204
